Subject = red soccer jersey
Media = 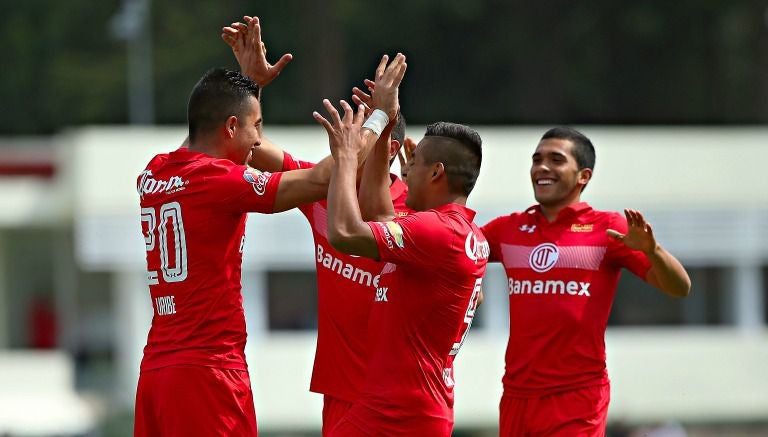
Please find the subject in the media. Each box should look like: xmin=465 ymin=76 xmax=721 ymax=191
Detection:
xmin=481 ymin=202 xmax=651 ymax=397
xmin=138 ymin=149 xmax=282 ymax=371
xmin=342 ymin=203 xmax=488 ymax=433
xmin=281 ymin=152 xmax=411 ymax=402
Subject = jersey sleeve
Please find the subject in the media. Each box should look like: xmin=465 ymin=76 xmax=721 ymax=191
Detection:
xmin=367 ymin=211 xmax=449 ymax=267
xmin=204 ymin=162 xmax=284 ymax=214
xmin=605 ymin=212 xmax=652 ymax=279
xmin=480 ymin=215 xmax=507 ymax=263
xmin=282 ymin=151 xmax=316 ymax=171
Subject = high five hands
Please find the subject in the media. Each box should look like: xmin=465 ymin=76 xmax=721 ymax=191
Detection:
xmin=351 ymin=54 xmax=407 ymax=122
xmin=314 ymin=54 xmax=407 ymax=155
xmin=221 ymin=16 xmax=293 ymax=87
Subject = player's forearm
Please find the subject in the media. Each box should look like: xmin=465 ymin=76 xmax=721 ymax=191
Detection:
xmin=248 ymin=136 xmax=286 ymax=172
xmin=645 ymin=245 xmax=691 ymax=297
xmin=327 ymin=152 xmax=369 ymax=254
xmin=358 ymin=125 xmax=396 ymax=222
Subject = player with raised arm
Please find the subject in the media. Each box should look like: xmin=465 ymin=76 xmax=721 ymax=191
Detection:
xmin=222 ymin=17 xmax=412 ymax=434
xmin=314 ymin=89 xmax=488 ymax=434
xmin=481 ymin=127 xmax=692 ymax=436
xmin=133 ymin=57 xmax=388 ymax=435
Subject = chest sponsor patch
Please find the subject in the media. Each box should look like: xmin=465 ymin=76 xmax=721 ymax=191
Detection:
xmin=571 ymin=223 xmax=594 ymax=233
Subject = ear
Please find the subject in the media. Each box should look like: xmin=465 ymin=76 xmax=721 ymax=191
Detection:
xmin=578 ymin=168 xmax=593 ymax=188
xmin=431 ymin=162 xmax=445 ymax=180
xmin=225 ymin=115 xmax=238 ymax=139
xmin=389 ymin=139 xmax=401 ymax=161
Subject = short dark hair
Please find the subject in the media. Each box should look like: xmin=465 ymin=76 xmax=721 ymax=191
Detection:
xmin=422 ymin=122 xmax=482 ymax=196
xmin=541 ymin=126 xmax=595 ymax=171
xmin=187 ymin=68 xmax=261 ymax=142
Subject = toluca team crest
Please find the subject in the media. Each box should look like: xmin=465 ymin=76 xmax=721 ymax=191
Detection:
xmin=529 ymin=243 xmax=559 ymax=272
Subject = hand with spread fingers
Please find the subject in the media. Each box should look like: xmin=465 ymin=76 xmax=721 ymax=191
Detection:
xmin=607 ymin=209 xmax=657 ymax=255
xmin=313 ymin=100 xmax=366 ymax=160
xmin=221 ymin=16 xmax=293 ymax=87
xmin=369 ymin=54 xmax=407 ymax=121
xmin=351 ymin=81 xmax=374 ymax=118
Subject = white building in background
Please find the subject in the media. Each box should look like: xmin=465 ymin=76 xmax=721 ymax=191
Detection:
xmin=0 ymin=126 xmax=766 ymax=434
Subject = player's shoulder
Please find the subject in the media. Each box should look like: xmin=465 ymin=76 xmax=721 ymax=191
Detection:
xmin=582 ymin=207 xmax=624 ymax=224
xmin=142 ymin=153 xmax=170 ymax=172
xmin=483 ymin=209 xmax=530 ymax=228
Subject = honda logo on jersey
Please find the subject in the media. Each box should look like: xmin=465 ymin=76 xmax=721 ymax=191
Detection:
xmin=529 ymin=243 xmax=559 ymax=272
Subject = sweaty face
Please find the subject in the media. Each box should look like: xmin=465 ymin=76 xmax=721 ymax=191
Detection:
xmin=229 ymin=95 xmax=263 ymax=164
xmin=530 ymin=138 xmax=588 ymax=209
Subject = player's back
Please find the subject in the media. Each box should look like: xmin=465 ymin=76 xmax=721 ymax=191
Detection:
xmin=137 ymin=149 xmax=279 ymax=371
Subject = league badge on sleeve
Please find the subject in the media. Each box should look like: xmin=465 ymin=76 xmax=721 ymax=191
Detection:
xmin=243 ymin=167 xmax=272 ymax=196
xmin=385 ymin=221 xmax=405 ymax=249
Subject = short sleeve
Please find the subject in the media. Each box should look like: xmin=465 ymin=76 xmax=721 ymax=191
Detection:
xmin=480 ymin=215 xmax=507 ymax=263
xmin=205 ymin=162 xmax=283 ymax=214
xmin=367 ymin=211 xmax=450 ymax=267
xmin=282 ymin=151 xmax=316 ymax=171
xmin=606 ymin=212 xmax=652 ymax=279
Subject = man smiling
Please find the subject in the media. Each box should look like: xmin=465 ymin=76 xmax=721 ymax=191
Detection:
xmin=481 ymin=126 xmax=691 ymax=437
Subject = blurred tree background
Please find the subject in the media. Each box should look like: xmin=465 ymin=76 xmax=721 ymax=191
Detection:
xmin=2 ymin=0 xmax=768 ymax=134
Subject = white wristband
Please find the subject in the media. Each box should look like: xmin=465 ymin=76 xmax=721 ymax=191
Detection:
xmin=362 ymin=109 xmax=390 ymax=136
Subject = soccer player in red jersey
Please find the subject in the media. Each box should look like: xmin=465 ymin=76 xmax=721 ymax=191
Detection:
xmin=314 ymin=87 xmax=489 ymax=435
xmin=133 ymin=65 xmax=379 ymax=436
xmin=222 ymin=18 xmax=414 ymax=434
xmin=481 ymin=127 xmax=692 ymax=436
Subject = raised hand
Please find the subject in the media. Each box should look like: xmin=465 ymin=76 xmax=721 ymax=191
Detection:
xmin=370 ymin=53 xmax=407 ymax=120
xmin=351 ymin=82 xmax=374 ymax=118
xmin=221 ymin=16 xmax=293 ymax=87
xmin=313 ymin=100 xmax=366 ymax=160
xmin=607 ymin=209 xmax=658 ymax=255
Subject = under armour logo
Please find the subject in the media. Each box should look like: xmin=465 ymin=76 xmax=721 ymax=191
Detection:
xmin=520 ymin=224 xmax=536 ymax=233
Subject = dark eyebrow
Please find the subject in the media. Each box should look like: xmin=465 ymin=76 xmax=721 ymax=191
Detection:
xmin=533 ymin=150 xmax=567 ymax=159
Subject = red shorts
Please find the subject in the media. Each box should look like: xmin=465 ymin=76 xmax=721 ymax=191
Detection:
xmin=322 ymin=395 xmax=354 ymax=437
xmin=134 ymin=365 xmax=257 ymax=437
xmin=500 ymin=383 xmax=610 ymax=437
xmin=328 ymin=404 xmax=452 ymax=437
